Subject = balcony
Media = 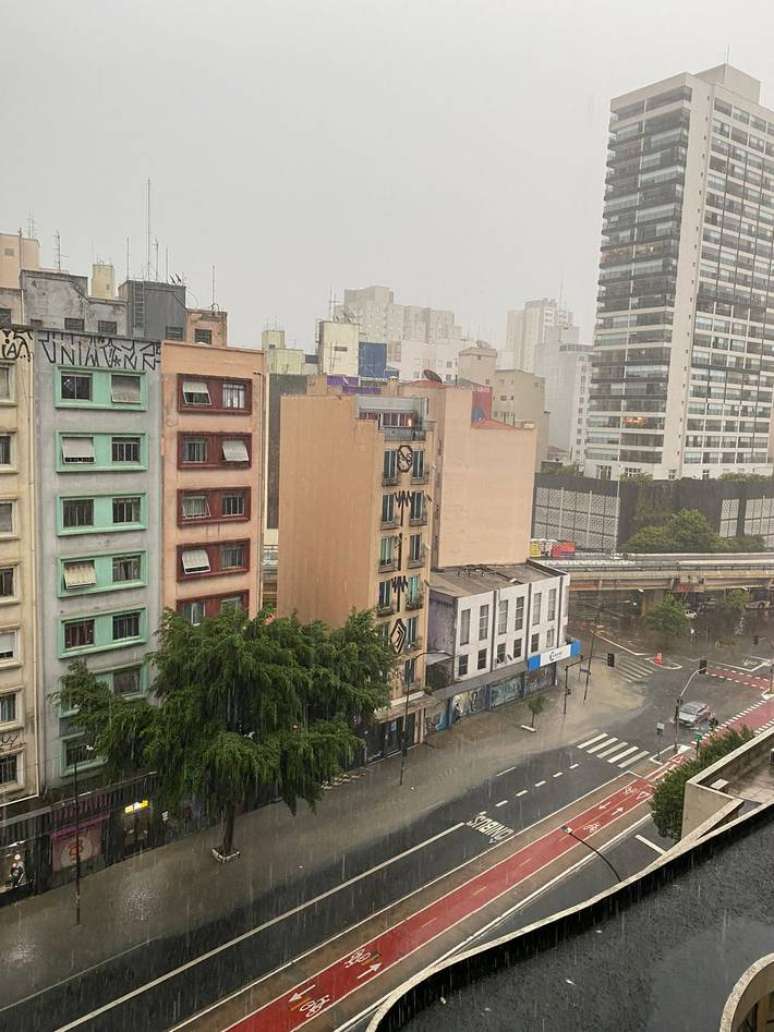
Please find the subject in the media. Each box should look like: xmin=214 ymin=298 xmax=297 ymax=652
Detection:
xmin=377 ymin=601 xmax=395 ymax=616
xmin=404 ymin=635 xmax=423 ymax=654
xmin=383 ymin=426 xmax=426 ymax=442
xmin=378 ymin=557 xmax=397 ymax=573
xmin=382 ymin=471 xmax=399 ymax=486
xmin=407 ymin=546 xmax=427 ymax=569
xmin=409 ymin=510 xmax=428 ymax=527
xmin=380 ymin=516 xmax=399 ymax=530
xmin=405 ymin=591 xmax=424 ymax=611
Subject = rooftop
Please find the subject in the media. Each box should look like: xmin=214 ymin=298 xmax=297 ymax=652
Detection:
xmin=430 ymin=562 xmax=559 ymax=598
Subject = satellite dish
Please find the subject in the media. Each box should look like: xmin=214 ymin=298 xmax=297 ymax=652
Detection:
xmin=423 ymin=369 xmax=443 ymax=383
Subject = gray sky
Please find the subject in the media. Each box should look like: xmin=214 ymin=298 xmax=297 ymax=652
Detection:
xmin=4 ymin=0 xmax=774 ymax=349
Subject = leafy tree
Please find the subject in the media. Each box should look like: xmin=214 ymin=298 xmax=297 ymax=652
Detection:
xmin=625 ymin=508 xmax=763 ymax=554
xmin=650 ymin=726 xmax=754 ymax=839
xmin=527 ymin=694 xmax=547 ymax=727
xmin=722 ymin=534 xmax=766 ymax=552
xmin=643 ymin=594 xmax=689 ymax=648
xmin=57 ymin=608 xmax=393 ymax=859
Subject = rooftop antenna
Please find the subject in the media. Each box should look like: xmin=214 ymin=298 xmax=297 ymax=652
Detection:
xmin=725 ymin=44 xmax=731 ymax=64
xmin=154 ymin=238 xmax=159 ymax=281
xmin=125 ymin=236 xmax=130 ymax=281
xmin=26 ymin=213 xmax=36 ymax=240
xmin=145 ymin=177 xmax=151 ymax=281
xmin=211 ymin=264 xmax=216 ymax=309
xmin=54 ymin=230 xmax=62 ymax=272
xmin=165 ymin=247 xmax=169 ymax=283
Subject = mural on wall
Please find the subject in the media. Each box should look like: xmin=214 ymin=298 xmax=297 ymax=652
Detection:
xmin=396 ymin=444 xmax=413 ymax=472
xmin=0 ymin=329 xmax=161 ymax=370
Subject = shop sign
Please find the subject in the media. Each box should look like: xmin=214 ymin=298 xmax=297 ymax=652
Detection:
xmin=51 ymin=816 xmax=106 ymax=872
xmin=527 ymin=639 xmax=580 ymax=672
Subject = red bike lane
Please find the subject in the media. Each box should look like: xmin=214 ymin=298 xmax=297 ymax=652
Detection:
xmin=226 ymin=693 xmax=774 ymax=1032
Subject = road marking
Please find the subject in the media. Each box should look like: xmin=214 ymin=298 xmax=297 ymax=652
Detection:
xmin=605 ymin=744 xmax=639 ymax=764
xmin=635 ymin=834 xmax=666 ymax=855
xmin=534 ymin=780 xmax=546 ymax=788
xmin=495 ymin=799 xmax=508 ymax=808
xmin=516 ymin=789 xmax=528 ymax=797
xmin=596 ymin=740 xmax=626 ymax=759
xmin=552 ymin=771 xmax=563 ymax=778
xmin=496 ymin=766 xmax=517 ymax=778
xmin=577 ymin=732 xmax=607 ymax=749
xmin=586 ymin=737 xmax=617 ymax=755
xmin=569 ymin=762 xmax=580 ymax=770
xmin=36 ymin=820 xmax=467 ymax=1030
xmin=621 ymin=750 xmax=650 ymax=769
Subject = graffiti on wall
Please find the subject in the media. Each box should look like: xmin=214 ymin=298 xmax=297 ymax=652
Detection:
xmin=0 ymin=329 xmax=161 ymax=370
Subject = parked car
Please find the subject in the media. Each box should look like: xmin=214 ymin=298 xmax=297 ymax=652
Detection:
xmin=678 ymin=701 xmax=713 ymax=727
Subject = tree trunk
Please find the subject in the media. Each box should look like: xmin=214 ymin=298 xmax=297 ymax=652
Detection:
xmin=531 ymin=710 xmax=535 ymax=728
xmin=222 ymin=803 xmax=236 ymax=857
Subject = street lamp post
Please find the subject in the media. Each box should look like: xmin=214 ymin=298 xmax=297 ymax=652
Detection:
xmin=399 ymin=649 xmax=451 ymax=787
xmin=73 ymin=743 xmax=95 ymax=926
xmin=673 ymin=667 xmax=702 ymax=756
xmin=561 ymin=824 xmax=622 ymax=883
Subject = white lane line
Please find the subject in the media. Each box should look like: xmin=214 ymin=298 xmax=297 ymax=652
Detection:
xmin=605 ymin=744 xmax=639 ymax=764
xmin=586 ymin=737 xmax=617 ymax=755
xmin=621 ymin=750 xmax=650 ymax=769
xmin=534 ymin=780 xmax=546 ymax=788
xmin=569 ymin=762 xmax=580 ymax=770
xmin=552 ymin=771 xmax=563 ymax=778
xmin=13 ymin=820 xmax=467 ymax=1028
xmin=577 ymin=732 xmax=607 ymax=749
xmin=495 ymin=799 xmax=508 ymax=808
xmin=635 ymin=833 xmax=666 ymax=855
xmin=594 ymin=740 xmax=623 ymax=759
xmin=496 ymin=766 xmax=517 ymax=778
xmin=516 ymin=789 xmax=528 ymax=797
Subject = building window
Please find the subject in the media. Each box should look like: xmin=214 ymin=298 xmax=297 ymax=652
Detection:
xmin=182 ymin=549 xmax=211 ymax=575
xmin=0 ymin=365 xmax=12 ymax=400
xmin=0 ymin=567 xmax=13 ymax=597
xmin=194 ymin=328 xmax=212 ymax=345
xmin=514 ymin=597 xmax=524 ymax=631
xmin=222 ymin=493 xmax=246 ymax=517
xmin=98 ymin=320 xmax=118 ymax=335
xmin=62 ymin=560 xmax=96 ymax=590
xmin=222 ymin=438 xmax=249 ymax=462
xmin=112 ymin=667 xmax=141 ymax=696
xmin=182 ymin=600 xmax=206 ymax=626
xmin=182 ymin=494 xmax=210 ymax=520
xmin=60 ymin=372 xmax=92 ymax=401
xmin=412 ymin=450 xmax=425 ymax=479
xmin=546 ymin=628 xmax=555 ymax=649
xmin=0 ymin=434 xmax=12 ymax=467
xmin=61 ymin=436 xmax=95 ymax=464
xmin=498 ymin=600 xmax=508 ymax=635
xmin=0 ymin=309 xmax=11 ymax=330
xmin=458 ymin=654 xmax=469 ymax=677
xmin=381 ymin=494 xmax=395 ymax=525
xmin=64 ymin=317 xmax=85 ymax=332
xmin=479 ymin=604 xmax=489 ymax=640
xmin=378 ymin=580 xmax=392 ymax=610
xmin=63 ymin=738 xmax=90 ymax=770
xmin=404 ymin=658 xmax=416 ymax=685
xmin=409 ymin=491 xmax=424 ymax=521
xmin=183 ymin=437 xmax=207 ymax=463
xmin=222 ymin=382 xmax=247 ymax=409
xmin=598 ymin=465 xmax=612 ymax=481
xmin=182 ymin=380 xmax=211 ymax=406
xmin=406 ymin=616 xmax=418 ymax=647
xmin=165 ymin=325 xmax=184 ymax=340
xmin=530 ymin=632 xmax=539 ymax=654
xmin=220 ymin=596 xmax=244 ymax=613
xmin=0 ymin=753 xmax=18 ymax=784
xmin=409 ymin=533 xmax=422 ymax=562
xmin=0 ymin=502 xmax=13 ymax=535
xmin=112 ymin=612 xmax=140 ymax=641
xmin=547 ymin=588 xmax=557 ymax=621
xmin=62 ymin=499 xmax=93 ymax=529
xmin=379 ymin=536 xmax=393 ymax=566
xmin=111 ymin=437 xmax=140 ymax=463
xmin=112 ymin=496 xmax=140 ymax=524
xmin=221 ymin=544 xmax=246 ymax=570
xmin=383 ymin=449 xmax=398 ymax=483
xmin=513 ymin=638 xmax=522 ymax=658
xmin=459 ymin=609 xmax=470 ymax=645
xmin=477 ymin=648 xmax=487 ymax=670
xmin=112 ymin=555 xmax=141 ymax=583
xmin=533 ymin=593 xmax=542 ymax=625
xmin=111 ymin=374 xmax=141 ymax=404
xmin=0 ymin=692 xmax=16 ymax=723
xmin=64 ymin=620 xmax=94 ymax=650
xmin=496 ymin=642 xmax=506 ymax=664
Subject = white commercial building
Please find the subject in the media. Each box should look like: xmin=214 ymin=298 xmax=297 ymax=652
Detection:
xmin=585 ymin=63 xmax=774 ymax=482
xmin=504 ymin=298 xmax=577 ymax=375
xmin=541 ymin=342 xmax=592 ymax=461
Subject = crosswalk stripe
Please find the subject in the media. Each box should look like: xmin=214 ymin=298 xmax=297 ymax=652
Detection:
xmin=596 ymin=739 xmax=626 ymax=759
xmin=620 ymin=749 xmax=650 ymax=768
xmin=577 ymin=732 xmax=608 ymax=749
xmin=587 ymin=736 xmax=617 ymax=754
xmin=605 ymin=744 xmax=639 ymax=764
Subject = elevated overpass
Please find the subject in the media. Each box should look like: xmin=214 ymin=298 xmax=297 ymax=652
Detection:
xmin=544 ymin=552 xmax=774 ymax=597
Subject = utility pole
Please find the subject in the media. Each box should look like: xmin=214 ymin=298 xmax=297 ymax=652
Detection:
xmin=674 ymin=668 xmax=701 ymax=755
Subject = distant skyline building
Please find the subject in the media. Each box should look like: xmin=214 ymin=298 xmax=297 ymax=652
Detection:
xmin=585 ymin=63 xmax=774 ymax=482
xmin=504 ymin=298 xmax=577 ymax=376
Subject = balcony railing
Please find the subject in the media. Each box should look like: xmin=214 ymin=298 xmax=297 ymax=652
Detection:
xmin=409 ymin=511 xmax=428 ymax=526
xmin=383 ymin=426 xmax=426 ymax=442
xmin=407 ymin=546 xmax=427 ymax=569
xmin=378 ymin=557 xmax=397 ymax=573
xmin=380 ymin=516 xmax=399 ymax=529
xmin=405 ymin=591 xmax=424 ymax=611
xmin=377 ymin=601 xmax=395 ymax=616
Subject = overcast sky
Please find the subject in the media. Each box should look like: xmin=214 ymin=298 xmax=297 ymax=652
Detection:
xmin=4 ymin=0 xmax=774 ymax=349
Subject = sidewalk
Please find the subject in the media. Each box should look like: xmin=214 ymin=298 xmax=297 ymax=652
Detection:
xmin=0 ymin=665 xmax=643 ymax=1007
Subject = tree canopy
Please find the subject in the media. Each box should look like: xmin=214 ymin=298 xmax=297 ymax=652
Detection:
xmin=643 ymin=594 xmax=689 ymax=648
xmin=624 ymin=508 xmax=764 ymax=554
xmin=650 ymin=726 xmax=754 ymax=839
xmin=58 ymin=608 xmax=394 ymax=858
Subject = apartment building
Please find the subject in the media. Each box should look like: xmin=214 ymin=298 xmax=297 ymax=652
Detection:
xmin=504 ymin=298 xmax=577 ymax=375
xmin=541 ymin=342 xmax=592 ymax=462
xmin=161 ymin=341 xmax=265 ymax=622
xmin=587 ymin=63 xmax=774 ymax=481
xmin=336 ymin=286 xmax=462 ymax=346
xmin=277 ymin=392 xmax=434 ymax=758
xmin=425 ymin=563 xmax=575 ymax=731
xmin=0 ymin=329 xmax=38 ymax=801
xmin=21 ymin=268 xmax=128 ymax=336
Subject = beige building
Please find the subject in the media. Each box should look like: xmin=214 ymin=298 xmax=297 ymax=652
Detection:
xmin=278 ymin=391 xmax=434 ymax=758
xmin=161 ymin=341 xmax=265 ymax=622
xmin=0 ymin=330 xmax=38 ymax=803
xmin=400 ymin=382 xmax=536 ymax=567
xmin=186 ymin=308 xmax=228 ymax=348
xmin=317 ymin=319 xmax=360 ymax=376
xmin=0 ymin=233 xmax=39 ymax=292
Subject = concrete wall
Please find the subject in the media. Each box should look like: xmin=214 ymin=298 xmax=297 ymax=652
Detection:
xmin=0 ymin=234 xmax=39 ymax=291
xmin=266 ymin=374 xmax=309 ymax=531
xmin=22 ymin=271 xmax=128 ymax=333
xmin=119 ymin=281 xmax=186 ymax=340
xmin=186 ymin=309 xmax=228 ymax=348
xmin=318 ymin=321 xmax=359 ymax=377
